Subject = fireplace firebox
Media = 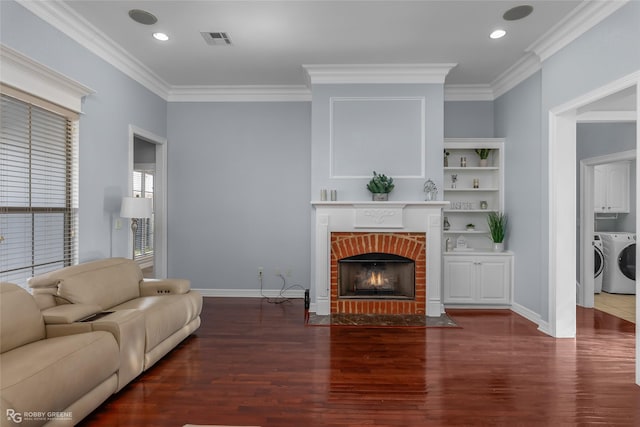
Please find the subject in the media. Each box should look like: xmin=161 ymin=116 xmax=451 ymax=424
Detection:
xmin=338 ymin=253 xmax=415 ymax=300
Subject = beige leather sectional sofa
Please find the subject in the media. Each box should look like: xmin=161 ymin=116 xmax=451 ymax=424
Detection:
xmin=0 ymin=258 xmax=202 ymax=426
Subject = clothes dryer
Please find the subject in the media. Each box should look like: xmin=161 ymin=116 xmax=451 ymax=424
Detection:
xmin=593 ymin=234 xmax=604 ymax=293
xmin=600 ymin=232 xmax=636 ymax=294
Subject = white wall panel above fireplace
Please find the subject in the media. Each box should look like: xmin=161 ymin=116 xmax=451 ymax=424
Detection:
xmin=330 ymin=97 xmax=425 ymax=178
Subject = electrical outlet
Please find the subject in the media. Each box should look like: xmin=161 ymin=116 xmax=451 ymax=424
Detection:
xmin=114 ymin=218 xmax=122 ymax=230
xmin=258 ymin=267 xmax=264 ymax=277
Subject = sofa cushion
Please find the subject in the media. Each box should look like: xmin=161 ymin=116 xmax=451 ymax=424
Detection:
xmin=111 ymin=292 xmax=202 ymax=351
xmin=30 ymin=258 xmax=143 ymax=310
xmin=0 ymin=331 xmax=119 ymax=419
xmin=0 ymin=283 xmax=45 ymax=354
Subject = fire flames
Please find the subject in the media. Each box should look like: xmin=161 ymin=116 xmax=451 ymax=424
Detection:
xmin=366 ymin=271 xmax=388 ymax=287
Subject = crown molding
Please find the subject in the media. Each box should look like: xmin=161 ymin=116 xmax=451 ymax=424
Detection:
xmin=17 ymin=0 xmax=171 ymax=100
xmin=303 ymin=64 xmax=457 ymax=86
xmin=491 ymin=52 xmax=542 ymax=100
xmin=0 ymin=44 xmax=94 ymax=113
xmin=168 ymin=85 xmax=311 ymax=102
xmin=526 ymin=0 xmax=629 ymax=62
xmin=14 ymin=0 xmax=628 ymax=104
xmin=444 ymin=85 xmax=494 ymax=101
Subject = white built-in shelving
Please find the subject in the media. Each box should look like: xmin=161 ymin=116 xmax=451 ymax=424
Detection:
xmin=442 ymin=138 xmax=504 ymax=249
xmin=442 ymin=138 xmax=513 ymax=307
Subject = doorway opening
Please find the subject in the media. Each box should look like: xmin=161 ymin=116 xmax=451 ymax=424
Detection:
xmin=128 ymin=125 xmax=167 ymax=279
xmin=548 ymin=71 xmax=638 ymax=385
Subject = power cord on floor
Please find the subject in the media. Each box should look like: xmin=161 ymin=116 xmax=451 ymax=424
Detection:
xmin=259 ymin=273 xmax=305 ymax=304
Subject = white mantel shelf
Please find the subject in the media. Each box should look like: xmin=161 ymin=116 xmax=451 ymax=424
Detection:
xmin=311 ymin=200 xmax=448 ymax=317
xmin=311 ymin=201 xmax=450 ymax=207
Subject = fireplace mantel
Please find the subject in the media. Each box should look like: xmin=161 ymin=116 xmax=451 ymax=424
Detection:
xmin=311 ymin=201 xmax=449 ymax=317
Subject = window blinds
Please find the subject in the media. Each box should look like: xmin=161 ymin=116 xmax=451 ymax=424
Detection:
xmin=132 ymin=170 xmax=154 ymax=260
xmin=0 ymin=92 xmax=78 ymax=286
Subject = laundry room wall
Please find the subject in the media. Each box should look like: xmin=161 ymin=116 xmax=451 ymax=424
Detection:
xmin=576 ymin=122 xmax=637 ymax=233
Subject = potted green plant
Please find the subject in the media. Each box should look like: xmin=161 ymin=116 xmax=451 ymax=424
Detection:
xmin=367 ymin=171 xmax=395 ymax=201
xmin=475 ymin=148 xmax=492 ymax=167
xmin=487 ymin=211 xmax=507 ymax=251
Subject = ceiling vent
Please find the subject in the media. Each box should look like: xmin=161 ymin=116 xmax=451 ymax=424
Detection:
xmin=201 ymin=32 xmax=232 ymax=46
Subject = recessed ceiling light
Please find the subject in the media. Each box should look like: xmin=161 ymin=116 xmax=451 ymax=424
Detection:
xmin=128 ymin=9 xmax=157 ymax=25
xmin=490 ymin=29 xmax=507 ymax=39
xmin=503 ymin=5 xmax=534 ymax=21
xmin=153 ymin=32 xmax=169 ymax=41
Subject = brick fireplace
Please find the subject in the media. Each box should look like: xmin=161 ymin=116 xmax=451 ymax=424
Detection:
xmin=311 ymin=201 xmax=448 ymax=317
xmin=331 ymin=232 xmax=426 ymax=314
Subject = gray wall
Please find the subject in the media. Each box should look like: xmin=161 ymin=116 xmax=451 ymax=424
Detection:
xmin=134 ymin=137 xmax=157 ymax=164
xmin=494 ymin=71 xmax=544 ymax=316
xmin=444 ymin=101 xmax=494 ymax=138
xmin=1 ymin=1 xmax=167 ymax=262
xmin=495 ymin=1 xmax=640 ymax=322
xmin=166 ymin=102 xmax=311 ymax=290
xmin=577 ymin=123 xmax=637 ymax=233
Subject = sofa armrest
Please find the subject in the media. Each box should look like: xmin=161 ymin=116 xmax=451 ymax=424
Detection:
xmin=41 ymin=303 xmax=102 ymax=324
xmin=139 ymin=278 xmax=191 ymax=296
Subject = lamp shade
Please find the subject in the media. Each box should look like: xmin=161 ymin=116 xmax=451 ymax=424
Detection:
xmin=120 ymin=197 xmax=152 ymax=219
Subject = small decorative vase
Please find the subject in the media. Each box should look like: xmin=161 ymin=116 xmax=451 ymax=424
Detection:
xmin=444 ymin=157 xmax=448 ymax=167
xmin=479 ymin=159 xmax=488 ymax=167
xmin=372 ymin=193 xmax=388 ymax=201
xmin=443 ymin=216 xmax=450 ymax=231
xmin=492 ymin=242 xmax=505 ymax=252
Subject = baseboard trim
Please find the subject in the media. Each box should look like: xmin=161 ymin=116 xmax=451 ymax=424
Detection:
xmin=194 ymin=288 xmax=306 ymax=298
xmin=510 ymin=302 xmax=551 ymax=336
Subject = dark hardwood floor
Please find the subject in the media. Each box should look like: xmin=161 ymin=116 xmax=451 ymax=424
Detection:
xmin=80 ymin=297 xmax=639 ymax=426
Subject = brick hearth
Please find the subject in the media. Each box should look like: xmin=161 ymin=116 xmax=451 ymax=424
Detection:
xmin=330 ymin=232 xmax=426 ymax=315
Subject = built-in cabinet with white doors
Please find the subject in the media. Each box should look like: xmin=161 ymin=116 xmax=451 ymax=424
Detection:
xmin=443 ymin=253 xmax=513 ymax=305
xmin=594 ymin=161 xmax=630 ymax=213
xmin=442 ymin=138 xmax=513 ymax=307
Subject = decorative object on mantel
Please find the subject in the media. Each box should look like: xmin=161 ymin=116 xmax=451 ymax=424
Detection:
xmin=487 ymin=211 xmax=508 ymax=252
xmin=423 ymin=179 xmax=437 ymax=201
xmin=475 ymin=148 xmax=492 ymax=167
xmin=451 ymin=174 xmax=457 ymax=189
xmin=443 ymin=149 xmax=450 ymax=167
xmin=366 ymin=171 xmax=394 ymax=201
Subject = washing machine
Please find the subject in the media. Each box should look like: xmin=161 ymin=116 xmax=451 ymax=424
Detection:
xmin=593 ymin=234 xmax=604 ymax=293
xmin=600 ymin=232 xmax=636 ymax=294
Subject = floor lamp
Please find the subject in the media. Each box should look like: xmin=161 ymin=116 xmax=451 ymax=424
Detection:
xmin=120 ymin=196 xmax=153 ymax=260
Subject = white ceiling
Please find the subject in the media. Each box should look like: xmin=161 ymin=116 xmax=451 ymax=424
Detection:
xmin=59 ymin=0 xmax=590 ymax=88
xmin=14 ymin=0 xmax=627 ymax=100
